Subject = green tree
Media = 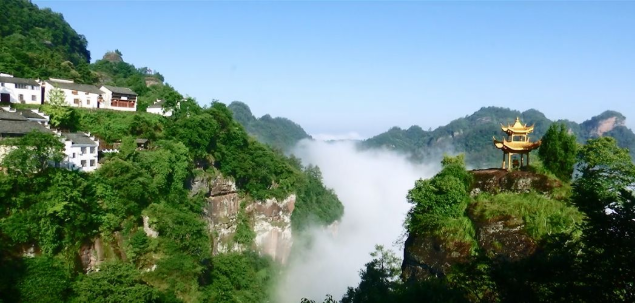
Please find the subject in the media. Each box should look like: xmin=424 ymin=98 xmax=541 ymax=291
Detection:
xmin=341 ymin=245 xmax=402 ymax=303
xmin=566 ymin=136 xmax=635 ymax=302
xmin=538 ymin=123 xmax=578 ymax=181
xmin=72 ymin=262 xmax=163 ymax=302
xmin=42 ymin=86 xmax=77 ymax=129
xmin=406 ymin=154 xmax=471 ymax=233
xmin=16 ymin=256 xmax=72 ymax=302
xmin=1 ymin=131 xmax=65 ymax=175
xmin=574 ymin=136 xmax=635 ymax=213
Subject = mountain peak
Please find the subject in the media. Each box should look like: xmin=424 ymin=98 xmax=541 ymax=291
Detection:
xmin=582 ymin=110 xmax=626 ymax=137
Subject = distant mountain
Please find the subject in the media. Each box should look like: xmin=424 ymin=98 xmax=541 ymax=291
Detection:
xmin=361 ymin=107 xmax=635 ymax=168
xmin=228 ymin=101 xmax=312 ymax=151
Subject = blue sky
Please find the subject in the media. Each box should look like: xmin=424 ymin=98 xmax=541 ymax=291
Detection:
xmin=34 ymin=0 xmax=635 ymax=139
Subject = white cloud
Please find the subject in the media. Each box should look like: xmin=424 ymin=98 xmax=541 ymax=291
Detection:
xmin=311 ymin=132 xmax=366 ymax=141
xmin=275 ymin=140 xmax=441 ymax=302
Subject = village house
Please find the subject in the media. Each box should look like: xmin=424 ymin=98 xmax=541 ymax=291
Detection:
xmin=0 ymin=73 xmax=42 ymax=105
xmin=99 ymin=85 xmax=138 ymax=111
xmin=0 ymin=107 xmax=53 ymax=163
xmin=146 ymin=99 xmax=174 ymax=117
xmin=16 ymin=109 xmax=50 ymax=125
xmin=60 ymin=132 xmax=100 ymax=172
xmin=42 ymin=78 xmax=102 ymax=108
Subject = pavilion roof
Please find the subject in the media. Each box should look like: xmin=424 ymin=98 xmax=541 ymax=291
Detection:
xmin=501 ymin=117 xmax=535 ymax=135
xmin=493 ymin=137 xmax=541 ymax=152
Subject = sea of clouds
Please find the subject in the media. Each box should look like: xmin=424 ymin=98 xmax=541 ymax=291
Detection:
xmin=275 ymin=139 xmax=442 ymax=302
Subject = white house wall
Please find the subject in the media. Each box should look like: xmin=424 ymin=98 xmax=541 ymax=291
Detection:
xmin=43 ymin=82 xmax=99 ymax=109
xmin=146 ymin=107 xmax=172 ymax=117
xmin=63 ymin=141 xmax=99 ymax=172
xmin=0 ymin=82 xmax=41 ymax=104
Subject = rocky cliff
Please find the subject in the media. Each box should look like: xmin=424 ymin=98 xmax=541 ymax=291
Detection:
xmin=401 ymin=169 xmax=563 ymax=282
xmin=199 ymin=174 xmax=295 ymax=264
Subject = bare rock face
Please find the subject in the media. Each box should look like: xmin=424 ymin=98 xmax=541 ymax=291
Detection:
xmin=248 ymin=195 xmax=295 ymax=264
xmin=203 ymin=175 xmax=295 ymax=264
xmin=470 ymin=169 xmax=561 ymax=195
xmin=79 ymin=238 xmax=105 ymax=273
xmin=472 ymin=215 xmax=536 ymax=261
xmin=143 ymin=216 xmax=159 ymax=238
xmin=401 ymin=234 xmax=472 ymax=282
xmin=102 ymin=51 xmax=123 ymax=63
xmin=144 ymin=76 xmax=162 ymax=87
xmin=590 ymin=116 xmax=625 ymax=137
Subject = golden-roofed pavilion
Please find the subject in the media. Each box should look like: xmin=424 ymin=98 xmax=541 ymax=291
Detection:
xmin=493 ymin=117 xmax=541 ymax=170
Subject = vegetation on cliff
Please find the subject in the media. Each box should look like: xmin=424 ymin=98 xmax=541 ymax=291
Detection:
xmin=343 ymin=129 xmax=635 ymax=302
xmin=0 ymin=102 xmax=342 ymax=302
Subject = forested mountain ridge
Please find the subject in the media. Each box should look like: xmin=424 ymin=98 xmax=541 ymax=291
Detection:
xmin=228 ymin=101 xmax=312 ymax=151
xmin=0 ymin=0 xmax=95 ymax=83
xmin=361 ymin=106 xmax=635 ymax=167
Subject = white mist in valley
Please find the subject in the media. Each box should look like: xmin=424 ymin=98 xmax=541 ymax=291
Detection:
xmin=276 ymin=139 xmax=442 ymax=302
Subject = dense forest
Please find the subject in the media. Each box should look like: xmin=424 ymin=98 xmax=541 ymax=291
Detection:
xmin=0 ymin=100 xmax=343 ymax=302
xmin=361 ymin=106 xmax=635 ymax=168
xmin=0 ymin=1 xmax=343 ymax=301
xmin=228 ymin=101 xmax=312 ymax=152
xmin=0 ymin=0 xmax=95 ymax=83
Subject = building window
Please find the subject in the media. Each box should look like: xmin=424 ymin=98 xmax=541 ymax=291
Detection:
xmin=72 ymin=90 xmax=78 ymax=95
xmin=19 ymin=94 xmax=24 ymax=101
xmin=86 ymin=98 xmax=91 ymax=105
xmin=31 ymin=95 xmax=36 ymax=101
xmin=32 ymin=85 xmax=38 ymax=90
xmin=72 ymin=153 xmax=76 ymax=158
xmin=16 ymin=84 xmax=27 ymax=89
xmin=0 ymin=83 xmax=4 ymax=87
xmin=81 ymin=147 xmax=86 ymax=154
xmin=81 ymin=160 xmax=86 ymax=167
xmin=90 ymin=159 xmax=95 ymax=167
xmin=74 ymin=98 xmax=80 ymax=105
xmin=90 ymin=147 xmax=95 ymax=154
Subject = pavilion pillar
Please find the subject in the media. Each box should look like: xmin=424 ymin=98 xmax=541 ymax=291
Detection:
xmin=527 ymin=153 xmax=530 ymax=166
xmin=521 ymin=154 xmax=524 ymax=168
xmin=508 ymin=153 xmax=512 ymax=171
xmin=502 ymin=152 xmax=506 ymax=169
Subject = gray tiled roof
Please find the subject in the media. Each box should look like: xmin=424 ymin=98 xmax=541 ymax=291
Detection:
xmin=0 ymin=120 xmax=50 ymax=135
xmin=147 ymin=100 xmax=165 ymax=109
xmin=17 ymin=109 xmax=46 ymax=120
xmin=0 ymin=76 xmax=39 ymax=86
xmin=102 ymin=85 xmax=137 ymax=96
xmin=46 ymin=80 xmax=102 ymax=94
xmin=62 ymin=132 xmax=97 ymax=146
xmin=0 ymin=109 xmax=28 ymax=121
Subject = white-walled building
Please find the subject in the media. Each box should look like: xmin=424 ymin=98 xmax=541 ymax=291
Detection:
xmin=146 ymin=100 xmax=173 ymax=117
xmin=0 ymin=73 xmax=42 ymax=105
xmin=60 ymin=132 xmax=100 ymax=172
xmin=99 ymin=85 xmax=138 ymax=111
xmin=42 ymin=78 xmax=102 ymax=109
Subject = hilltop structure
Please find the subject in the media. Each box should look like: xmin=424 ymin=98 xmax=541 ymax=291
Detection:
xmin=493 ymin=117 xmax=541 ymax=170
